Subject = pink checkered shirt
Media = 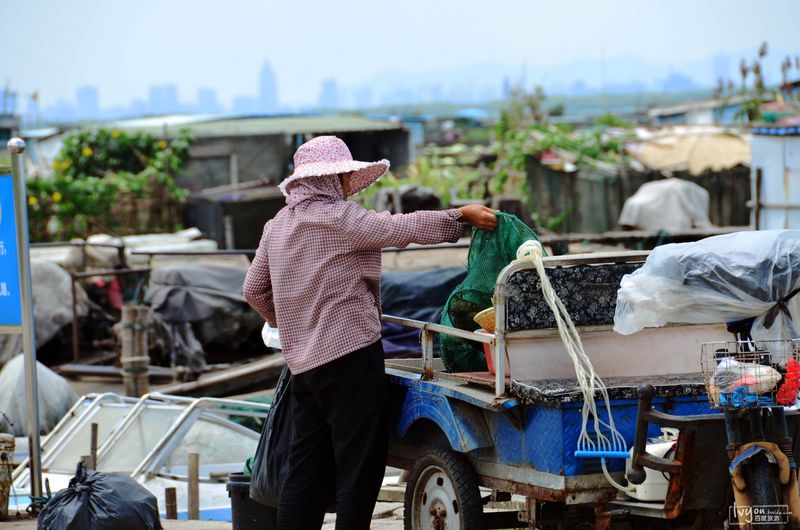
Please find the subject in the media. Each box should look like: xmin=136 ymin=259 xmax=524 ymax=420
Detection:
xmin=243 ymin=175 xmax=464 ymax=374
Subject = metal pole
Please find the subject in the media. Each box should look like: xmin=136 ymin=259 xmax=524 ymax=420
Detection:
xmin=8 ymin=138 xmax=42 ymax=501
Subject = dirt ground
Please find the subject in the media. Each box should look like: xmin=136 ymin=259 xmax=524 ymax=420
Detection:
xmin=0 ymin=504 xmax=406 ymax=529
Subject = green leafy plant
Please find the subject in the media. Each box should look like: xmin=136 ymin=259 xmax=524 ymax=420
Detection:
xmin=27 ymin=129 xmax=192 ymax=241
xmin=594 ymin=112 xmax=635 ymax=129
xmin=357 ymin=144 xmax=489 ymax=208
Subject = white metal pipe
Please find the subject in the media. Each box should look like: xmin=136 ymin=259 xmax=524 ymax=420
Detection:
xmin=8 ymin=138 xmax=42 ymax=500
xmin=381 ymin=314 xmax=493 ymax=344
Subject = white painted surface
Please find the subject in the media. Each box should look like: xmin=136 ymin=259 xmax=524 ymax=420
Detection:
xmin=505 ymin=324 xmax=732 ymax=380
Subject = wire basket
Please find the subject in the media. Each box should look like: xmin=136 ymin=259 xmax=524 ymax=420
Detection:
xmin=700 ymin=340 xmax=800 ymax=409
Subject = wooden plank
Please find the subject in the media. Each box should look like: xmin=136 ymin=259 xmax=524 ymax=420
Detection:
xmin=156 ymin=353 xmax=285 ymax=398
xmin=187 ymin=453 xmax=200 ymax=520
xmin=90 ymin=423 xmax=98 ymax=471
xmin=55 ymin=363 xmax=174 ymax=381
xmin=165 ymin=487 xmax=178 ymax=520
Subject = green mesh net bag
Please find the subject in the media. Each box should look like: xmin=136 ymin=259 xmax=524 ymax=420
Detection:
xmin=439 ymin=212 xmax=541 ymax=372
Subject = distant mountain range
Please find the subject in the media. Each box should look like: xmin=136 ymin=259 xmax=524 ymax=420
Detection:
xmin=344 ymin=49 xmax=796 ymax=106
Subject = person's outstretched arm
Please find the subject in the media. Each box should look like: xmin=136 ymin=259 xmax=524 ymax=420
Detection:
xmin=339 ymin=202 xmax=497 ymax=251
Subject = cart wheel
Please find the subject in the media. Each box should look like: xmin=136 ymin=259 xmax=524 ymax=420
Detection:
xmin=745 ymin=452 xmax=782 ymax=530
xmin=404 ymin=447 xmax=482 ymax=530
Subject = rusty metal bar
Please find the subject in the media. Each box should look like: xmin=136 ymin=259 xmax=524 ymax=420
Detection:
xmin=30 ymin=241 xmax=124 ymax=250
xmin=420 ymin=328 xmax=434 ymax=380
xmin=627 ymin=384 xmax=655 ymax=485
xmin=70 ymin=267 xmax=151 ymax=280
xmin=663 ymin=428 xmax=695 ymax=519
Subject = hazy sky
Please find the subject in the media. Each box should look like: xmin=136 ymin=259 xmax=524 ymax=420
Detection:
xmin=2 ymin=0 xmax=798 ymax=109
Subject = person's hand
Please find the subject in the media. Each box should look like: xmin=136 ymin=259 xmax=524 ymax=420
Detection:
xmin=459 ymin=204 xmax=498 ymax=231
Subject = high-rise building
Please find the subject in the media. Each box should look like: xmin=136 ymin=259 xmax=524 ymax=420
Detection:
xmin=259 ymin=61 xmax=279 ymax=113
xmin=233 ymin=96 xmax=259 ymax=114
xmin=661 ymin=71 xmax=698 ymax=93
xmin=353 ymin=87 xmax=373 ymax=109
xmin=318 ymin=78 xmax=340 ymax=109
xmin=75 ymin=85 xmax=99 ymax=119
xmin=148 ymin=84 xmax=180 ymax=115
xmin=197 ymin=88 xmax=221 ymax=114
xmin=502 ymin=77 xmax=512 ymax=99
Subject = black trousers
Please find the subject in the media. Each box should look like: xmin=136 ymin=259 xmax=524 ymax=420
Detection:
xmin=276 ymin=340 xmax=389 ymax=530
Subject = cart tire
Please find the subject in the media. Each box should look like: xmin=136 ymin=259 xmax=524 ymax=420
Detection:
xmin=745 ymin=452 xmax=782 ymax=530
xmin=404 ymin=447 xmax=482 ymax=530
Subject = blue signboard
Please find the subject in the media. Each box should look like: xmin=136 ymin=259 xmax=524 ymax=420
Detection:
xmin=0 ymin=175 xmax=21 ymax=326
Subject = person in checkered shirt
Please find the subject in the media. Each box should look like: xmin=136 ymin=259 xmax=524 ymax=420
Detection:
xmin=244 ymin=136 xmax=496 ymax=529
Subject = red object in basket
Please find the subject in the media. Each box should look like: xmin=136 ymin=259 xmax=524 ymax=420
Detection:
xmin=482 ymin=342 xmax=495 ymax=375
xmin=777 ymin=359 xmax=800 ymax=405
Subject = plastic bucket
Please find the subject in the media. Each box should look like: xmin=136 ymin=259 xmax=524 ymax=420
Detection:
xmin=227 ymin=472 xmax=277 ymax=530
xmin=475 ymin=329 xmax=495 ymax=375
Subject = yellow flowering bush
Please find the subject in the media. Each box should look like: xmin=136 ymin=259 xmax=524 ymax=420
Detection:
xmin=26 ymin=128 xmax=192 ymax=241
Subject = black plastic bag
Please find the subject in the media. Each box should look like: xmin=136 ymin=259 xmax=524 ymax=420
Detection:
xmin=37 ymin=462 xmax=162 ymax=530
xmin=250 ymin=365 xmax=292 ymax=507
xmin=249 ymin=366 xmax=336 ymax=510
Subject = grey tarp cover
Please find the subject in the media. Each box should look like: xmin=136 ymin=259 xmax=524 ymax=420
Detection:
xmin=0 ymin=355 xmax=78 ymax=436
xmin=144 ymin=263 xmax=262 ymax=372
xmin=0 ymin=260 xmax=89 ymax=366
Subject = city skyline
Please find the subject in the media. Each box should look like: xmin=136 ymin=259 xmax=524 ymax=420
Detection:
xmin=2 ymin=0 xmax=798 ymax=122
xmin=9 ymin=47 xmax=799 ymax=124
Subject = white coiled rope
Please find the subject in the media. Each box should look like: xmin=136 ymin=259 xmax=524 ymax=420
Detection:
xmin=517 ymin=240 xmax=631 ymax=491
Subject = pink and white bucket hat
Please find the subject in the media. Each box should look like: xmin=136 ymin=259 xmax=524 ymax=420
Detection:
xmin=279 ymin=135 xmax=390 ymax=196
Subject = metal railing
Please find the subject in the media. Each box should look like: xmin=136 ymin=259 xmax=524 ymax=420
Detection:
xmin=381 ymin=314 xmax=500 ymax=395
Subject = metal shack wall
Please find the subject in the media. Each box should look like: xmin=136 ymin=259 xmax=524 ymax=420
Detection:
xmin=751 ymin=135 xmax=800 ymax=229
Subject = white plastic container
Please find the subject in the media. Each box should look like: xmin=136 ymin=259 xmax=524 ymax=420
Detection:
xmin=625 ymin=429 xmax=677 ymax=502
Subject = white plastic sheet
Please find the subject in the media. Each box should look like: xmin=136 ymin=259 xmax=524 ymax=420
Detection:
xmin=618 ymin=178 xmax=712 ymax=232
xmin=0 ymin=355 xmax=78 ymax=436
xmin=261 ymin=323 xmax=282 ymax=350
xmin=614 ymin=230 xmax=800 ymax=343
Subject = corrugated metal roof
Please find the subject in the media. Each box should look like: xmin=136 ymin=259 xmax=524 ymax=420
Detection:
xmin=108 ymin=114 xmax=221 ymax=129
xmin=111 ymin=114 xmax=403 ymax=138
